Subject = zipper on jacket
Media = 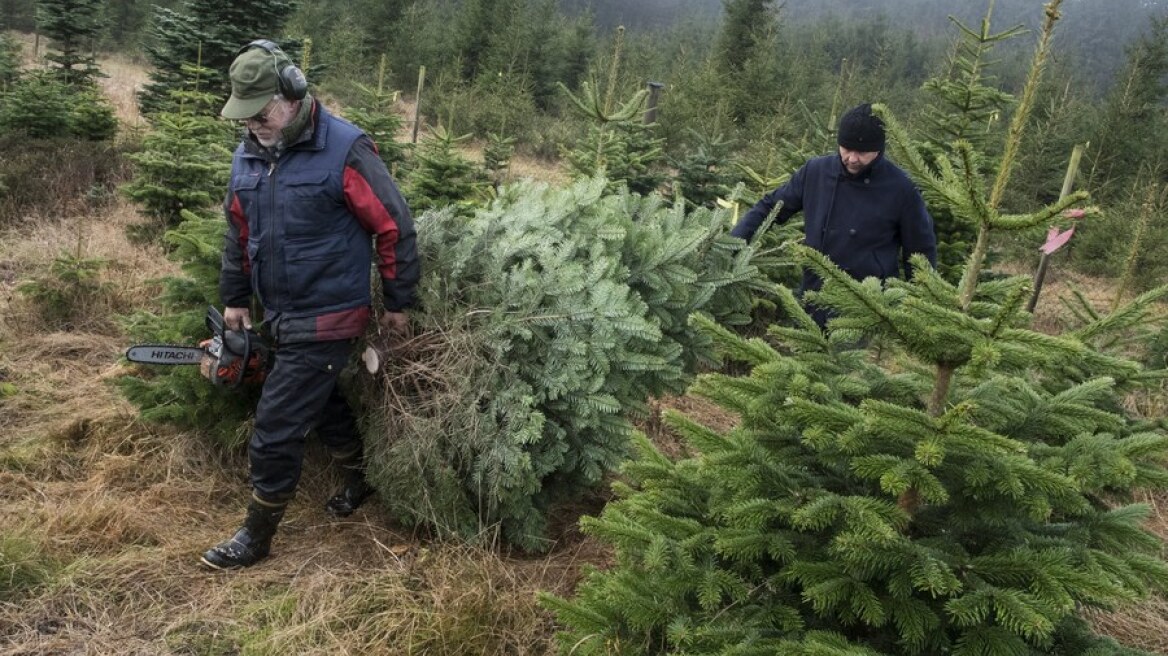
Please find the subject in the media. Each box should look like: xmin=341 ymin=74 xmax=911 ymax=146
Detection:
xmin=265 ymin=158 xmax=278 ymax=310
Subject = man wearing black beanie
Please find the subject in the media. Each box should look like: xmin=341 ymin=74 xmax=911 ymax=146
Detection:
xmin=731 ymin=103 xmax=936 ymax=328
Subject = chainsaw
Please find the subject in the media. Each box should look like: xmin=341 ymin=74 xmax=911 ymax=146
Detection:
xmin=125 ymin=306 xmax=270 ymax=389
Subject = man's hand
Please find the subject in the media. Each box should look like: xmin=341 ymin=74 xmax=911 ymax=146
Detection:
xmin=379 ymin=311 xmax=409 ymax=338
xmin=224 ymin=306 xmax=252 ymax=331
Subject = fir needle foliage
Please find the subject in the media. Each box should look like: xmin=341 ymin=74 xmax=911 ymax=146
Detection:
xmin=560 ymin=27 xmax=665 ymax=195
xmin=358 ymin=177 xmax=762 ymax=551
xmin=36 ymin=0 xmax=107 ymax=88
xmin=401 ymin=125 xmax=485 ymax=213
xmin=921 ymin=1 xmax=1021 ymax=154
xmin=136 ymin=0 xmax=295 ymax=116
xmin=919 ymin=0 xmax=1023 ymax=280
xmin=548 ymin=2 xmax=1168 ymax=653
xmin=117 ymin=62 xmax=253 ymax=445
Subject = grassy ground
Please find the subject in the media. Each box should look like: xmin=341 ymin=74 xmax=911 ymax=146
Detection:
xmin=1 ymin=34 xmax=1165 ymax=656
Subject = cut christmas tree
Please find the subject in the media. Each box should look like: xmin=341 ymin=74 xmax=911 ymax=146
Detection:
xmin=357 ymin=177 xmax=763 ymax=551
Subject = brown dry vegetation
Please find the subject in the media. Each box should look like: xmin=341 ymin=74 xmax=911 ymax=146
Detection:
xmin=0 ymin=42 xmax=1165 ymax=656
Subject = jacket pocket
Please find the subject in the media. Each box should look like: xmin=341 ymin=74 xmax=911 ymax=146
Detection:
xmin=282 ymin=170 xmax=341 ymax=238
xmin=231 ymin=173 xmax=263 ymax=223
xmin=231 ymin=174 xmax=262 ymax=192
xmin=285 ymin=236 xmax=355 ymax=309
xmin=302 ymin=341 xmax=351 ymax=374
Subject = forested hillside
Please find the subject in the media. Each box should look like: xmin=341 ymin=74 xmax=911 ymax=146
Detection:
xmin=1 ymin=0 xmax=1167 ymax=653
xmin=562 ymin=0 xmax=1161 ymax=66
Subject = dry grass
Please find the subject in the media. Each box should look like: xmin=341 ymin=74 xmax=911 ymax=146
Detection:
xmin=97 ymin=51 xmax=150 ymax=129
xmin=0 ymin=432 xmax=595 ymax=654
xmin=640 ymin=393 xmax=741 ymax=461
xmin=7 ymin=30 xmax=41 ymax=67
xmin=995 ymin=257 xmax=1120 ymax=335
xmin=2 ymin=198 xmax=168 ymax=334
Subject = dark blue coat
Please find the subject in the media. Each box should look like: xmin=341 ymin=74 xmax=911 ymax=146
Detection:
xmin=220 ymin=101 xmax=418 ymax=343
xmin=732 ymin=153 xmax=936 ymax=300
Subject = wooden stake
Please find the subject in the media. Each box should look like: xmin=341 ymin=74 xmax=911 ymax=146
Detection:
xmin=1026 ymin=142 xmax=1083 ymax=313
xmin=411 ymin=65 xmax=426 ymax=144
xmin=643 ymin=81 xmax=663 ymax=125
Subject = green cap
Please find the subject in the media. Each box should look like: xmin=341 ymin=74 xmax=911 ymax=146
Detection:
xmin=221 ymin=48 xmax=281 ymax=120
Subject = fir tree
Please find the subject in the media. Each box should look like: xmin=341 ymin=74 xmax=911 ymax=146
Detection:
xmin=1005 ymin=64 xmax=1092 ymax=212
xmin=360 ymin=177 xmax=762 ymax=550
xmin=715 ymin=0 xmax=778 ymax=76
xmin=920 ymin=4 xmax=1019 ymax=154
xmin=117 ymin=208 xmax=262 ymax=445
xmin=919 ymin=1 xmax=1022 ymax=281
xmin=340 ymin=55 xmax=410 ymax=175
xmin=451 ymin=0 xmax=496 ymax=82
xmin=0 ymin=68 xmax=115 ymax=141
xmin=449 ymin=0 xmax=572 ymax=109
xmin=670 ymin=130 xmax=738 ymax=210
xmin=483 ymin=131 xmax=516 ymax=190
xmin=1072 ymin=171 xmax=1168 ymax=297
xmin=0 ymin=32 xmax=22 ymax=91
xmin=561 ymin=27 xmax=666 ymax=195
xmin=547 ymin=2 xmax=1168 ymax=653
xmin=121 ymin=60 xmax=234 ymax=236
xmin=137 ymin=0 xmax=296 ymax=117
xmin=0 ymin=71 xmax=72 ymax=139
xmin=714 ymin=0 xmax=787 ymax=122
xmin=1082 ymin=16 xmax=1168 ymax=204
xmin=564 ymin=118 xmax=666 ymax=196
xmin=401 ymin=125 xmax=485 ymax=213
xmin=4 ymin=2 xmax=118 ymax=140
xmin=36 ymin=0 xmax=106 ymax=88
xmin=65 ymin=87 xmax=118 ymax=141
xmin=118 ymin=67 xmax=251 ymax=444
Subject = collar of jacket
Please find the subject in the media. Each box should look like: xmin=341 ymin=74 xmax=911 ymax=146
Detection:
xmin=242 ymin=98 xmax=326 ymax=159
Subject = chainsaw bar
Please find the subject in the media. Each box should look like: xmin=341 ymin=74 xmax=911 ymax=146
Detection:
xmin=126 ymin=344 xmax=206 ymax=365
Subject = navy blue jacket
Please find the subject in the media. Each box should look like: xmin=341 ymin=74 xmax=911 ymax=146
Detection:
xmin=220 ymin=101 xmax=419 ymax=343
xmin=732 ymin=153 xmax=936 ymax=297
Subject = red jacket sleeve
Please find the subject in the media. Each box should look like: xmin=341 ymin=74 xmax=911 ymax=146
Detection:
xmin=342 ymin=137 xmax=420 ymax=311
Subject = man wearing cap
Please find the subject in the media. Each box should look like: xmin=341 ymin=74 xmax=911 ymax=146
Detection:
xmin=201 ymin=40 xmax=419 ymax=570
xmin=731 ymin=103 xmax=936 ymax=328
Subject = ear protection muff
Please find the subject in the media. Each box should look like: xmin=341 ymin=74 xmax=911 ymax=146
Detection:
xmin=238 ymin=39 xmax=308 ymax=101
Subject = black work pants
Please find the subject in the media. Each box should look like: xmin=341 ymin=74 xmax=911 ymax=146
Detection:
xmin=249 ymin=339 xmax=358 ymax=503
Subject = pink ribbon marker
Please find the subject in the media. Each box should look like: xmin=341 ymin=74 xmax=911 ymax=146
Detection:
xmin=1040 ymin=227 xmax=1075 ymax=255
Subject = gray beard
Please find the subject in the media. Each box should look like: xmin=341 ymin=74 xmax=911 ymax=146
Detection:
xmin=257 ymin=134 xmax=283 ymax=149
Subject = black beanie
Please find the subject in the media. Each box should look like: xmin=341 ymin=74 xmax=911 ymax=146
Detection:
xmin=837 ymin=103 xmax=885 ymax=152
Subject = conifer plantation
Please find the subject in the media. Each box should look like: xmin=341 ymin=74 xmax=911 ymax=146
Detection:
xmin=1 ymin=0 xmax=1167 ymax=653
xmin=546 ymin=3 xmax=1168 ymax=653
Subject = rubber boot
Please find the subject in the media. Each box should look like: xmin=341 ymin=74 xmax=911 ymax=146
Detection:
xmin=325 ymin=448 xmax=372 ymax=518
xmin=200 ymin=496 xmax=286 ymax=570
